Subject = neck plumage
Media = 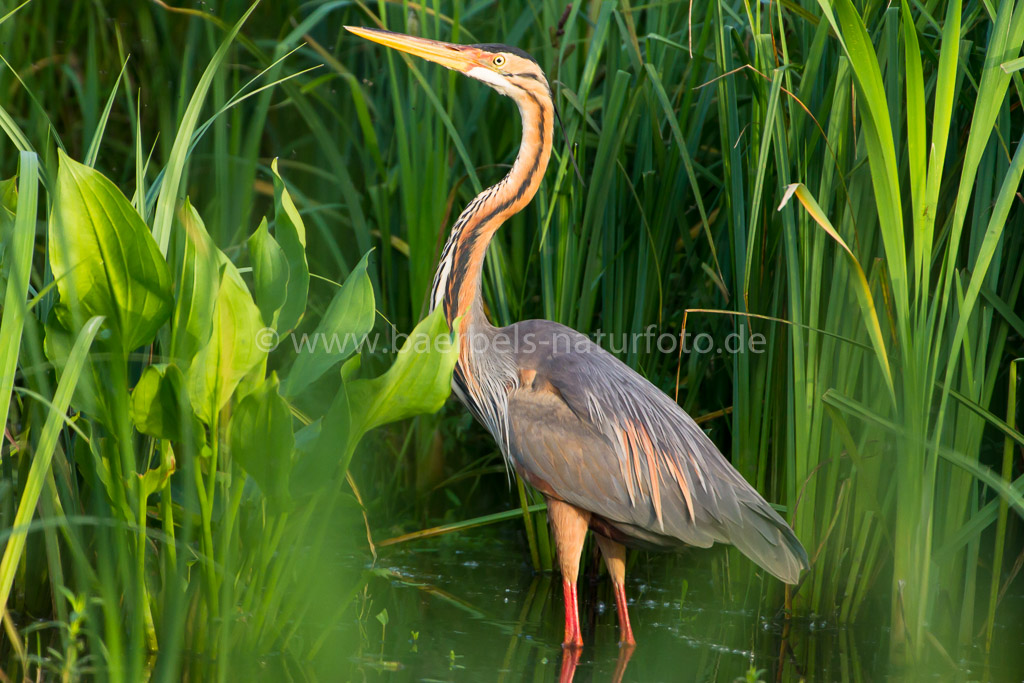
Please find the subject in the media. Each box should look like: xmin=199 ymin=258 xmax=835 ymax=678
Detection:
xmin=430 ymin=85 xmax=554 ymax=328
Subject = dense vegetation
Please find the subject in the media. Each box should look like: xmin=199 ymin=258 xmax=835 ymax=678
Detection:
xmin=1 ymin=0 xmax=1022 ymax=680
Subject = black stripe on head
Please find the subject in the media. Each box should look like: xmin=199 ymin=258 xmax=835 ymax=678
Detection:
xmin=471 ymin=43 xmax=538 ymax=64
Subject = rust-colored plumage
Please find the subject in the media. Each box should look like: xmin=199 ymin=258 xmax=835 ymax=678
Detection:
xmin=347 ymin=26 xmax=809 ymax=652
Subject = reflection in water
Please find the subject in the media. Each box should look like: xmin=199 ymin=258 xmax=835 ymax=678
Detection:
xmin=494 ymin=572 xmax=634 ymax=683
xmin=557 ymin=641 xmax=634 ymax=683
xmin=342 ymin=533 xmax=1022 ymax=682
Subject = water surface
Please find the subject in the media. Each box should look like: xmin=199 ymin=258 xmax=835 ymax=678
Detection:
xmin=344 ymin=531 xmax=1023 ymax=682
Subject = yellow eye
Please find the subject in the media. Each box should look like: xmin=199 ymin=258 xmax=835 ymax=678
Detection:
xmin=492 ymin=54 xmax=506 ymax=68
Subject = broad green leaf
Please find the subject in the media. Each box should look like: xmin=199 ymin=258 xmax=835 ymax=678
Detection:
xmin=291 ymin=379 xmax=350 ymax=501
xmin=248 ymin=216 xmax=288 ymax=328
xmin=0 ymin=154 xmax=35 ymax=443
xmin=49 ymin=150 xmax=173 ymax=353
xmin=340 ymin=354 xmax=361 ymax=381
xmin=138 ymin=442 xmax=177 ymax=499
xmin=130 ymin=364 xmax=202 ymax=449
xmin=271 ymin=159 xmax=309 ymax=333
xmin=236 ymin=347 xmax=269 ymax=411
xmin=293 ymin=419 xmax=322 ymax=454
xmin=188 ymin=253 xmax=266 ymax=424
xmin=0 ymin=316 xmax=103 ymax=614
xmin=228 ymin=373 xmax=293 ymax=506
xmin=345 ymin=307 xmax=459 ymax=441
xmin=170 ymin=199 xmax=220 ymax=368
xmin=284 ymin=251 xmax=374 ymax=397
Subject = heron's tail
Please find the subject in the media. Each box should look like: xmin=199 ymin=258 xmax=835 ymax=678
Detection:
xmin=726 ymin=498 xmax=809 ymax=585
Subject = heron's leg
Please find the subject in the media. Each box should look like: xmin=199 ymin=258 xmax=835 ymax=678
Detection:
xmin=547 ymin=498 xmax=590 ymax=649
xmin=595 ymin=536 xmax=636 ymax=647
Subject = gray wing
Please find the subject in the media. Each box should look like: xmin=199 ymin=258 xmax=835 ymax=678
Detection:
xmin=504 ymin=319 xmax=808 ymax=584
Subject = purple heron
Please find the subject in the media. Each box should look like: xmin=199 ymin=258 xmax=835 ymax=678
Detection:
xmin=346 ymin=26 xmax=809 ymax=650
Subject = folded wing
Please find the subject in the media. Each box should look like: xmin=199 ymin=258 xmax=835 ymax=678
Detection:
xmin=505 ymin=319 xmax=808 ymax=584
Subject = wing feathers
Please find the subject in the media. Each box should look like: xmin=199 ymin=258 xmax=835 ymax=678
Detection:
xmin=502 ymin=319 xmax=808 ymax=584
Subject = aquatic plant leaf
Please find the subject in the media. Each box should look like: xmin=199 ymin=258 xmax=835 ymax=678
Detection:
xmin=229 ymin=372 xmax=293 ymax=506
xmin=248 ymin=216 xmax=289 ymax=328
xmin=130 ymin=363 xmax=202 ymax=450
xmin=284 ymin=250 xmax=374 ymax=397
xmin=170 ymin=199 xmax=220 ymax=368
xmin=271 ymin=159 xmax=309 ymax=333
xmin=345 ymin=307 xmax=459 ymax=439
xmin=188 ymin=251 xmax=266 ymax=424
xmin=291 ymin=379 xmax=350 ymax=501
xmin=138 ymin=442 xmax=177 ymax=499
xmin=49 ymin=150 xmax=173 ymax=353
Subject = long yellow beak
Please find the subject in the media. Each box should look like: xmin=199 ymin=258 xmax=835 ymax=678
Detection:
xmin=345 ymin=26 xmax=482 ymax=73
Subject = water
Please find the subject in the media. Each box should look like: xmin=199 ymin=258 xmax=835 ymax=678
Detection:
xmin=337 ymin=531 xmax=1024 ymax=682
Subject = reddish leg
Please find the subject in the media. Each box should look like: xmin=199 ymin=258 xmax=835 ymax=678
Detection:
xmin=561 ymin=578 xmax=583 ymax=648
xmin=612 ymin=580 xmax=635 ymax=647
xmin=596 ymin=536 xmax=636 ymax=647
xmin=547 ymin=499 xmax=590 ymax=649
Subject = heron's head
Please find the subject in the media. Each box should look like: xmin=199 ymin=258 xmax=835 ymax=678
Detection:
xmin=345 ymin=26 xmax=548 ymax=100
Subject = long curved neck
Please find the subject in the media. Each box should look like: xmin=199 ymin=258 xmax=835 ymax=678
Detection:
xmin=430 ymin=83 xmax=554 ymax=327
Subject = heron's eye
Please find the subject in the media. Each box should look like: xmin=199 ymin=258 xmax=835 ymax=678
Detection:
xmin=492 ymin=54 xmax=506 ymax=68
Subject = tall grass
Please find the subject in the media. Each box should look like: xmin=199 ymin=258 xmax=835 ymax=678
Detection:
xmin=776 ymin=2 xmax=1024 ymax=660
xmin=1 ymin=0 xmax=1022 ymax=678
